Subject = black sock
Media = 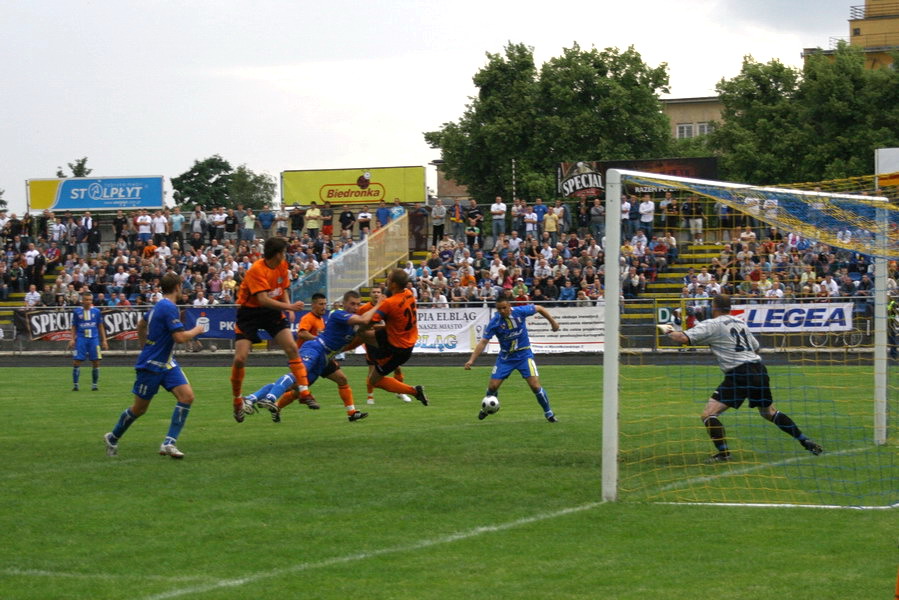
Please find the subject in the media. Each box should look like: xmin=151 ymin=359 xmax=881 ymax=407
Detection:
xmin=703 ymin=416 xmax=728 ymax=452
xmin=772 ymin=411 xmax=806 ymax=440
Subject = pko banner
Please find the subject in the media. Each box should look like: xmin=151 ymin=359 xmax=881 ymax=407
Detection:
xmin=731 ymin=303 xmax=854 ymax=332
xmin=182 ymin=306 xmax=306 ymax=339
xmin=27 ymin=176 xmax=164 ymax=212
xmin=281 ymin=166 xmax=426 ymax=206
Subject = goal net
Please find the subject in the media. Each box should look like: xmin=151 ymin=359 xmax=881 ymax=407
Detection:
xmin=602 ymin=169 xmax=898 ymax=508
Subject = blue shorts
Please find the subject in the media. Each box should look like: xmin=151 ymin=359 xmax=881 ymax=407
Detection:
xmin=132 ymin=367 xmax=189 ymax=401
xmin=299 ymin=343 xmax=330 ymax=386
xmin=491 ymin=353 xmax=539 ymax=380
xmin=73 ymin=337 xmax=101 ymax=362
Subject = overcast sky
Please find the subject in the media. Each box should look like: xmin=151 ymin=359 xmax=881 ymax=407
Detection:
xmin=0 ymin=0 xmax=851 ymax=214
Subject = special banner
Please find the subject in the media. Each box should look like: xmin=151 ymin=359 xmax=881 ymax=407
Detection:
xmin=14 ymin=307 xmax=144 ymax=341
xmin=27 ymin=176 xmax=165 ymax=212
xmin=731 ymin=303 xmax=853 ymax=332
xmin=486 ymin=305 xmax=606 ymax=354
xmin=281 ymin=166 xmax=426 ymax=206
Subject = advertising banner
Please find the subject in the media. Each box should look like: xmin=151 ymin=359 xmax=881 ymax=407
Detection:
xmin=13 ymin=307 xmax=144 ymax=341
xmin=281 ymin=166 xmax=426 ymax=206
xmin=730 ymin=303 xmax=854 ymax=332
xmin=557 ymin=161 xmax=604 ymax=200
xmin=486 ymin=305 xmax=605 ymax=354
xmin=413 ymin=307 xmax=491 ymax=353
xmin=27 ymin=176 xmax=165 ymax=212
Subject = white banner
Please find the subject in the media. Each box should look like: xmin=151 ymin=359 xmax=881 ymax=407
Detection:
xmin=487 ymin=304 xmax=605 ymax=354
xmin=731 ymin=302 xmax=854 ymax=332
xmin=413 ymin=307 xmax=491 ymax=353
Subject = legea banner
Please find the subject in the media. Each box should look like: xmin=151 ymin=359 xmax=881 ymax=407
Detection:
xmin=730 ymin=303 xmax=854 ymax=332
xmin=27 ymin=176 xmax=165 ymax=212
xmin=281 ymin=166 xmax=426 ymax=206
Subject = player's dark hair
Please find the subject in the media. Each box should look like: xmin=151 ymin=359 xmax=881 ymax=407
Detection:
xmin=160 ymin=272 xmax=182 ymax=295
xmin=712 ymin=294 xmax=732 ymax=313
xmin=311 ymin=292 xmax=327 ymax=302
xmin=388 ymin=268 xmax=409 ymax=289
xmin=80 ymin=294 xmax=92 ymax=303
xmin=263 ymin=236 xmax=288 ymax=260
xmin=494 ymin=297 xmax=511 ymax=309
xmin=343 ymin=290 xmax=361 ymax=302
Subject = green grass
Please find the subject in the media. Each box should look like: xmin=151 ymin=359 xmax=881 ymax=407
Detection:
xmin=0 ymin=365 xmax=896 ymax=599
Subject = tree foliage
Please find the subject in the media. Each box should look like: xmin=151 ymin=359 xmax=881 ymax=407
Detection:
xmin=228 ymin=165 xmax=276 ymax=210
xmin=171 ymin=155 xmax=275 ymax=210
xmin=425 ymin=42 xmax=671 ymax=201
xmin=171 ymin=155 xmax=234 ymax=208
xmin=0 ymin=188 xmax=6 ymax=210
xmin=710 ymin=43 xmax=899 ymax=184
xmin=56 ymin=157 xmax=92 ymax=178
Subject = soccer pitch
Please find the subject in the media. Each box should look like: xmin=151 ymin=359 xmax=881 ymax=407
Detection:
xmin=0 ymin=364 xmax=894 ymax=599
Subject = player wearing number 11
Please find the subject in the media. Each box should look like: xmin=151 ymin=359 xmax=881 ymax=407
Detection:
xmin=660 ymin=294 xmax=823 ymax=463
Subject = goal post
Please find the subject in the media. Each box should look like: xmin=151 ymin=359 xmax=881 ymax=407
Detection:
xmin=602 ymin=168 xmax=898 ymax=508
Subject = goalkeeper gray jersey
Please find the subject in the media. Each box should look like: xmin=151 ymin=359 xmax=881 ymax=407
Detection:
xmin=684 ymin=314 xmax=761 ymax=372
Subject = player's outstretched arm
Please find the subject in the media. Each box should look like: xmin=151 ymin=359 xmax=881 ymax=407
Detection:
xmin=348 ymin=296 xmax=384 ymax=327
xmin=534 ymin=305 xmax=560 ymax=332
xmin=173 ymin=323 xmax=205 ymax=344
xmin=464 ymin=338 xmax=489 ymax=370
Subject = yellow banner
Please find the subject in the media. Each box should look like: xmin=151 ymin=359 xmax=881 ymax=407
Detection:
xmin=27 ymin=179 xmax=62 ymax=210
xmin=281 ymin=166 xmax=426 ymax=206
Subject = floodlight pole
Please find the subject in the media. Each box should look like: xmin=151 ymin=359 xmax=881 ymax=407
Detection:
xmin=602 ymin=170 xmax=622 ymax=501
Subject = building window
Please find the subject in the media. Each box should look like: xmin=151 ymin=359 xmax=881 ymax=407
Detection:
xmin=696 ymin=122 xmax=711 ymax=136
xmin=676 ymin=123 xmax=694 ymax=139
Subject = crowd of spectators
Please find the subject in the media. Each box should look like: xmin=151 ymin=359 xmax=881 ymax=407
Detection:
xmin=1 ymin=190 xmax=888 ymax=310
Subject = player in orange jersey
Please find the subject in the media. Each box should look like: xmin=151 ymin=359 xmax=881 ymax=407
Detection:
xmin=356 ymin=283 xmax=412 ymax=405
xmin=360 ymin=269 xmax=428 ymax=405
xmin=229 ymin=236 xmax=312 ymax=423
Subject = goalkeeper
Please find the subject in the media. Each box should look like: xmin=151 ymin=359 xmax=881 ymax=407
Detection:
xmin=659 ymin=294 xmax=823 ymax=463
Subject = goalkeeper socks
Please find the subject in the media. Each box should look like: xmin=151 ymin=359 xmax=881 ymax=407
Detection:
xmin=111 ymin=408 xmax=139 ymax=440
xmin=73 ymin=366 xmax=80 ymax=385
xmin=703 ymin=416 xmax=728 ymax=452
xmin=92 ymin=368 xmax=99 ymax=386
xmin=165 ymin=402 xmax=191 ymax=442
xmin=534 ymin=388 xmax=551 ymax=414
xmin=772 ymin=411 xmax=807 ymax=440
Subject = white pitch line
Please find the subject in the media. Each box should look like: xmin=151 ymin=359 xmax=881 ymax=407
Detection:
xmin=655 ymin=446 xmax=872 ymax=493
xmin=1 ymin=568 xmax=213 ymax=583
xmin=142 ymin=501 xmax=604 ymax=600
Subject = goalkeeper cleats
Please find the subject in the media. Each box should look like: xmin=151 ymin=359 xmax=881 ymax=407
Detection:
xmin=801 ymin=439 xmax=823 ymax=455
xmin=705 ymin=452 xmax=731 ymax=464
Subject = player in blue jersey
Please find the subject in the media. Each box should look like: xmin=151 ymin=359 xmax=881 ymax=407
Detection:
xmin=464 ymin=298 xmax=561 ymax=422
xmin=103 ymin=273 xmax=205 ymax=459
xmin=244 ymin=290 xmax=382 ymax=422
xmin=67 ymin=294 xmax=108 ymax=391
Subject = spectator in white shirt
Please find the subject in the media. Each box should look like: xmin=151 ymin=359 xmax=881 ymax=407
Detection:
xmin=490 ymin=196 xmax=507 ymax=249
xmin=639 ymin=195 xmax=655 ymax=239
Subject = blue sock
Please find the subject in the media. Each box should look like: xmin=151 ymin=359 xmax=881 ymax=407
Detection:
xmin=266 ymin=374 xmax=297 ymax=401
xmin=73 ymin=367 xmax=80 ymax=385
xmin=534 ymin=387 xmax=552 ymax=416
xmin=92 ymin=368 xmax=99 ymax=386
xmin=111 ymin=408 xmax=138 ymax=440
xmin=246 ymin=383 xmax=275 ymax=404
xmin=164 ymin=402 xmax=191 ymax=444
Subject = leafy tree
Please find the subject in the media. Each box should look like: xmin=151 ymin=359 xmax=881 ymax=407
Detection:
xmin=228 ymin=165 xmax=276 ymax=210
xmin=56 ymin=157 xmax=92 ymax=178
xmin=171 ymin=155 xmax=234 ymax=208
xmin=710 ymin=43 xmax=899 ymax=184
xmin=425 ymin=42 xmax=671 ymax=201
xmin=0 ymin=188 xmax=6 ymax=210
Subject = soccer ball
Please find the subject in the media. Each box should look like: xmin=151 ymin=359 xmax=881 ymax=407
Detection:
xmin=208 ymin=344 xmax=218 ymax=352
xmin=481 ymin=395 xmax=500 ymax=414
